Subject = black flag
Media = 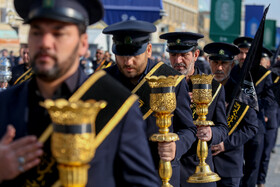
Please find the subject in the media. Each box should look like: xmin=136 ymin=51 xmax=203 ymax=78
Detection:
xmin=227 ymin=5 xmax=270 ymax=117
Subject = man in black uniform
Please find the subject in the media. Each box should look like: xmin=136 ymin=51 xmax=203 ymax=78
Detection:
xmin=103 ymin=20 xmax=197 ymax=187
xmin=204 ymin=42 xmax=258 ymax=187
xmin=0 ymin=0 xmax=159 ymax=186
xmin=257 ymin=47 xmax=279 ymax=187
xmin=92 ymin=48 xmax=114 ymax=71
xmin=232 ymin=37 xmax=275 ymax=187
xmin=9 ymin=45 xmax=32 ymax=85
xmin=160 ymin=32 xmax=228 ymax=187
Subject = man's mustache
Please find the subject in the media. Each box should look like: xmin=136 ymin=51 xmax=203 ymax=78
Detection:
xmin=214 ymin=70 xmax=225 ymax=74
xmin=174 ymin=63 xmax=186 ymax=68
xmin=33 ymin=50 xmax=57 ymax=61
xmin=123 ymin=65 xmax=135 ymax=69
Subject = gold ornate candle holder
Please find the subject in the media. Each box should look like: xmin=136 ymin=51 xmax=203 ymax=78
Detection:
xmin=187 ymin=74 xmax=220 ymax=183
xmin=40 ymin=99 xmax=106 ymax=187
xmin=146 ymin=75 xmax=180 ymax=187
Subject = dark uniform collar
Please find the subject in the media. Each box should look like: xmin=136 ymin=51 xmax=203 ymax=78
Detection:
xmin=30 ymin=68 xmax=81 ymax=100
xmin=140 ymin=59 xmax=154 ymax=81
xmin=64 ymin=68 xmax=80 ymax=93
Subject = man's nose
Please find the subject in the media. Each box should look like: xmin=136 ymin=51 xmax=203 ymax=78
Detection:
xmin=217 ymin=64 xmax=223 ymax=71
xmin=39 ymin=33 xmax=54 ymax=49
xmin=175 ymin=55 xmax=182 ymax=63
xmin=123 ymin=56 xmax=133 ymax=65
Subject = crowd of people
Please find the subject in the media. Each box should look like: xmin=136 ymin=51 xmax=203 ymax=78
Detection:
xmin=0 ymin=0 xmax=280 ymax=187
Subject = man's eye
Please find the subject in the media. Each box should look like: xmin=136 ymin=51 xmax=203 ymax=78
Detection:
xmin=54 ymin=33 xmax=64 ymax=37
xmin=31 ymin=31 xmax=41 ymax=36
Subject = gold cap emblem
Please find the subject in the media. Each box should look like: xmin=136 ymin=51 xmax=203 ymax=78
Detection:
xmin=219 ymin=49 xmax=225 ymax=55
xmin=176 ymin=39 xmax=181 ymax=44
xmin=43 ymin=0 xmax=54 ymax=8
xmin=124 ymin=36 xmax=132 ymax=44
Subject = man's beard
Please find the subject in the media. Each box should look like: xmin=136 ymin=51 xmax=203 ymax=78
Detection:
xmin=238 ymin=59 xmax=245 ymax=68
xmin=214 ymin=69 xmax=231 ymax=83
xmin=174 ymin=59 xmax=195 ymax=76
xmin=31 ymin=43 xmax=79 ymax=82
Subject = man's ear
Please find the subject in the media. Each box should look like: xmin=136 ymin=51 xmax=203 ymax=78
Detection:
xmin=79 ymin=33 xmax=89 ymax=57
xmin=146 ymin=43 xmax=152 ymax=58
xmin=193 ymin=49 xmax=200 ymax=61
xmin=231 ymin=61 xmax=235 ymax=69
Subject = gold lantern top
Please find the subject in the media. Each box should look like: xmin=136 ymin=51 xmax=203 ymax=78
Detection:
xmin=40 ymin=99 xmax=107 ymax=166
xmin=40 ymin=99 xmax=107 ymax=125
xmin=146 ymin=75 xmax=179 ymax=88
xmin=190 ymin=74 xmax=214 ymax=85
xmin=190 ymin=74 xmax=214 ymax=104
xmin=146 ymin=75 xmax=179 ymax=114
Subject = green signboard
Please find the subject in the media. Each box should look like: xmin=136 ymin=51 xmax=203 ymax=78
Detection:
xmin=210 ymin=0 xmax=242 ymax=43
xmin=264 ymin=19 xmax=276 ymax=50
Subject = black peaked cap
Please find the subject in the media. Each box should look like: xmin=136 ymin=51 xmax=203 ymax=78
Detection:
xmin=14 ymin=0 xmax=104 ymax=25
xmin=262 ymin=47 xmax=273 ymax=57
xmin=103 ymin=20 xmax=156 ymax=56
xmin=160 ymin=32 xmax=204 ymax=53
xmin=233 ymin=36 xmax=253 ymax=49
xmin=204 ymin=42 xmax=240 ymax=61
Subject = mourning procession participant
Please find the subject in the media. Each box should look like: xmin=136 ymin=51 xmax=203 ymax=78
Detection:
xmin=204 ymin=42 xmax=258 ymax=187
xmin=104 ymin=50 xmax=115 ymax=65
xmin=103 ymin=20 xmax=197 ymax=187
xmin=92 ymin=48 xmax=104 ymax=70
xmin=92 ymin=48 xmax=114 ymax=71
xmin=0 ymin=0 xmax=159 ymax=186
xmin=260 ymin=47 xmax=272 ymax=69
xmin=160 ymin=32 xmax=228 ymax=187
xmin=257 ymin=47 xmax=279 ymax=187
xmin=232 ymin=36 xmax=275 ymax=187
xmin=269 ymin=48 xmax=280 ymax=155
xmin=9 ymin=45 xmax=33 ymax=86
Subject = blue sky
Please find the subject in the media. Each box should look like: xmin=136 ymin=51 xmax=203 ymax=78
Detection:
xmin=201 ymin=0 xmax=280 ymax=27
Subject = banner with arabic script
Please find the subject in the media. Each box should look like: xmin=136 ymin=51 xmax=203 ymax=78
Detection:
xmin=227 ymin=101 xmax=249 ymax=135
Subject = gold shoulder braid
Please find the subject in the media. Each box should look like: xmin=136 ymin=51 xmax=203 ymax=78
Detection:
xmin=13 ymin=68 xmax=34 ymax=85
xmin=255 ymin=70 xmax=271 ymax=86
xmin=274 ymin=76 xmax=279 ymax=84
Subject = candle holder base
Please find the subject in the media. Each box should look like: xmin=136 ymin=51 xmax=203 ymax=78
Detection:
xmin=150 ymin=133 xmax=179 ymax=142
xmin=187 ymin=164 xmax=221 ymax=183
xmin=194 ymin=120 xmax=214 ymax=126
